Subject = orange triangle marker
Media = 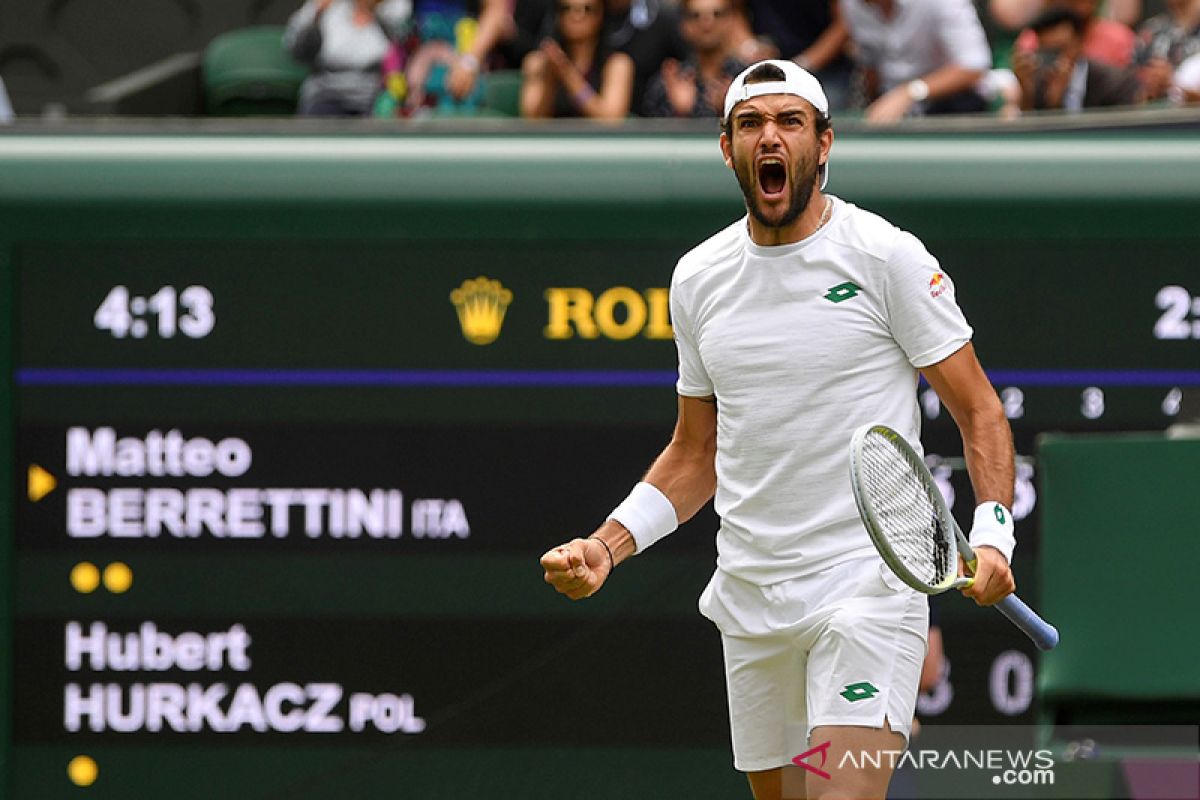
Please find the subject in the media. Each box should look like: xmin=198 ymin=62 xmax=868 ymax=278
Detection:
xmin=28 ymin=464 xmax=57 ymax=502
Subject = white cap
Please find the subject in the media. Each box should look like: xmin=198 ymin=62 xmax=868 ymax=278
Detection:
xmin=723 ymin=59 xmax=830 ymax=122
xmin=722 ymin=59 xmax=831 ymax=189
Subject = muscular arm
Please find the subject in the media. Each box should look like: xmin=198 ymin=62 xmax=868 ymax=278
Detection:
xmin=592 ymin=394 xmax=718 ymax=565
xmin=918 ymin=64 xmax=987 ymax=103
xmin=541 ymin=394 xmax=716 ymax=599
xmin=922 ymin=342 xmax=1016 ymax=605
xmin=920 ymin=343 xmax=1013 ymax=508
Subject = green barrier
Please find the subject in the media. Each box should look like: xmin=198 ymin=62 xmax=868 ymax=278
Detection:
xmin=1038 ymin=433 xmax=1200 ymax=722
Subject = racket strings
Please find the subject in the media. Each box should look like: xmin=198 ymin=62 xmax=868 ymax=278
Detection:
xmin=860 ymin=436 xmax=955 ymax=588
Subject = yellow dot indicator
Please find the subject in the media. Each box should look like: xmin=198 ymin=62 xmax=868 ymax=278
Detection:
xmin=70 ymin=563 xmax=100 ymax=594
xmin=103 ymin=562 xmax=133 ymax=594
xmin=67 ymin=755 xmax=98 ymax=786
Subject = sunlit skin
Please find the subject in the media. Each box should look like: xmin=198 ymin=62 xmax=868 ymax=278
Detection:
xmin=719 ymin=94 xmax=834 ymax=246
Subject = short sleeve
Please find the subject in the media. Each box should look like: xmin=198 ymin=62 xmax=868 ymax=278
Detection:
xmin=670 ymin=278 xmax=715 ymax=397
xmin=884 ymin=231 xmax=973 ymax=368
xmin=935 ymin=0 xmax=993 ymax=72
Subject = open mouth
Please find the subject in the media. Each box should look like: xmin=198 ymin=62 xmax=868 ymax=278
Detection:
xmin=758 ymin=161 xmax=786 ymax=197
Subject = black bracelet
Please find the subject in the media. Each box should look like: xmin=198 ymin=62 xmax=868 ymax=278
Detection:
xmin=590 ymin=536 xmax=614 ymax=571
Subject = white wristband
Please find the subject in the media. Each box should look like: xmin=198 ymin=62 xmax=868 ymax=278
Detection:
xmin=968 ymin=501 xmax=1016 ymax=564
xmin=607 ymin=482 xmax=678 ymax=554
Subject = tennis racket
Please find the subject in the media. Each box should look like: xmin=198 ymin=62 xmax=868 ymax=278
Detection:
xmin=849 ymin=423 xmax=1059 ymax=651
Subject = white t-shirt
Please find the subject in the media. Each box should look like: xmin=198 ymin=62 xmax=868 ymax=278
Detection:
xmin=839 ymin=0 xmax=992 ymax=94
xmin=670 ymin=196 xmax=972 ymax=585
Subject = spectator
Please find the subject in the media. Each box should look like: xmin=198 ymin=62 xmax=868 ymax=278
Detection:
xmin=1007 ymin=0 xmax=1137 ymax=66
xmin=604 ymin=0 xmax=690 ymax=115
xmin=642 ymin=0 xmax=745 ymax=117
xmin=285 ymin=0 xmax=412 ymax=116
xmin=989 ymin=0 xmax=1143 ymax=29
xmin=1012 ymin=6 xmax=1144 ymax=109
xmin=1134 ymin=0 xmax=1200 ymax=101
xmin=839 ymin=0 xmax=993 ymax=123
xmin=390 ymin=0 xmax=515 ymax=114
xmin=724 ymin=1 xmax=780 ymax=64
xmin=521 ymin=0 xmax=635 ymax=118
xmin=744 ymin=1 xmax=853 ymax=110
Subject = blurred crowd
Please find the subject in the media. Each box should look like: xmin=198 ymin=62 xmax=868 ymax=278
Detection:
xmin=278 ymin=0 xmax=1200 ymax=121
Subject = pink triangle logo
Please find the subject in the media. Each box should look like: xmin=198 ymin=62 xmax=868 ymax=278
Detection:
xmin=792 ymin=740 xmax=832 ymax=780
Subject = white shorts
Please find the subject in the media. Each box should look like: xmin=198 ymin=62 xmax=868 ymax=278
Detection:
xmin=698 ymin=557 xmax=928 ymax=773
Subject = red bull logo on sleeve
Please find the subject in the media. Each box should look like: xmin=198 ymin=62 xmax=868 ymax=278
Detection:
xmin=929 ymin=272 xmax=948 ymax=298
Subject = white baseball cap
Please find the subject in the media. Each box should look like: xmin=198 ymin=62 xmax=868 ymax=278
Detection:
xmin=723 ymin=59 xmax=831 ymax=188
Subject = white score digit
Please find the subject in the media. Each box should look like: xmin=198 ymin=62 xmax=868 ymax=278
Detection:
xmin=1163 ymin=387 xmax=1183 ymax=417
xmin=1001 ymin=386 xmax=1025 ymax=419
xmin=1081 ymin=386 xmax=1105 ymax=420
xmin=924 ymin=454 xmax=956 ymax=510
xmin=94 ymin=286 xmax=133 ymax=338
xmin=1013 ymin=460 xmax=1036 ymax=521
xmin=146 ymin=286 xmax=177 ymax=338
xmin=179 ymin=285 xmax=216 ymax=338
xmin=94 ymin=285 xmax=215 ymax=339
xmin=920 ymin=387 xmax=941 ymax=419
xmin=989 ymin=650 xmax=1034 ymax=716
xmin=1154 ymin=285 xmax=1200 ymax=340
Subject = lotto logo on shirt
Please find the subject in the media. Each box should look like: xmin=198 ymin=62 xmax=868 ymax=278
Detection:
xmin=929 ymin=272 xmax=949 ymax=298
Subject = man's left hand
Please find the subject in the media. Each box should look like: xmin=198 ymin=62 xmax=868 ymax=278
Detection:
xmin=960 ymin=546 xmax=1015 ymax=606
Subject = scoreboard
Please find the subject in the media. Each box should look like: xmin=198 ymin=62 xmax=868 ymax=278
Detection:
xmin=1 ymin=130 xmax=1199 ymax=798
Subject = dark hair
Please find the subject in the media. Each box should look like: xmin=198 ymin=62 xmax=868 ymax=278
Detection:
xmin=550 ymin=0 xmax=613 ymax=72
xmin=1028 ymin=6 xmax=1086 ymax=35
xmin=721 ymin=62 xmax=832 ymax=137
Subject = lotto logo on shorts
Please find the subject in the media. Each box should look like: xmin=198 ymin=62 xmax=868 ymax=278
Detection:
xmin=839 ymin=681 xmax=879 ymax=702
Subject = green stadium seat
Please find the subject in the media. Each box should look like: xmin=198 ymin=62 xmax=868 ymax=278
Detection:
xmin=202 ymin=26 xmax=308 ymax=116
xmin=483 ymin=69 xmax=523 ymax=117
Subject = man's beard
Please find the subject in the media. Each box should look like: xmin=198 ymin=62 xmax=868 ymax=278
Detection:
xmin=732 ymin=149 xmax=818 ymax=230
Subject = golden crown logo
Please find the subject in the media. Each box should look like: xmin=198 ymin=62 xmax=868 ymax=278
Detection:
xmin=450 ymin=276 xmax=513 ymax=345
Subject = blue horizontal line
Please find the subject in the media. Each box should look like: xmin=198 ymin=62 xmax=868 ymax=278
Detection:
xmin=981 ymin=370 xmax=1200 ymax=387
xmin=14 ymin=368 xmax=679 ymax=387
xmin=13 ymin=367 xmax=1200 ymax=388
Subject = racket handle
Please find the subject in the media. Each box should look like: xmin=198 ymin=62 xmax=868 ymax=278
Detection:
xmin=995 ymin=594 xmax=1059 ymax=651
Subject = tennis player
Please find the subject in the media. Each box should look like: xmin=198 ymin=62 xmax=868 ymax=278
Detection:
xmin=540 ymin=60 xmax=1017 ymax=800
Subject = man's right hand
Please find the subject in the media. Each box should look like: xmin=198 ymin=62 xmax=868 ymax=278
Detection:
xmin=540 ymin=537 xmax=611 ymax=600
xmin=1010 ymin=50 xmax=1037 ymax=95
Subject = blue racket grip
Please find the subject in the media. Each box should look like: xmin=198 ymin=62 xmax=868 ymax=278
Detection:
xmin=995 ymin=594 xmax=1059 ymax=651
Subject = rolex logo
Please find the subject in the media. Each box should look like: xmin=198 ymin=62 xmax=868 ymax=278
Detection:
xmin=450 ymin=276 xmax=513 ymax=345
